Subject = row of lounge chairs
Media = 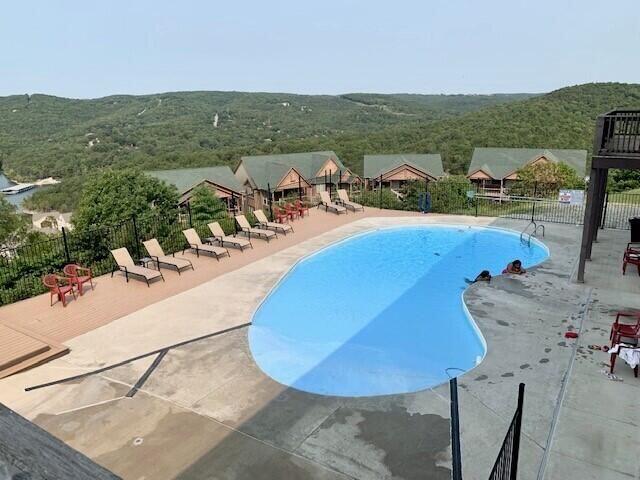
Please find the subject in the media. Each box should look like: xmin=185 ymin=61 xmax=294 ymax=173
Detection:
xmin=110 ymin=214 xmax=295 ymax=287
xmin=318 ymin=189 xmax=364 ymax=215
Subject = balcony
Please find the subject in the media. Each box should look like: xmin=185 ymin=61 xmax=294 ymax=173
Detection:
xmin=596 ymin=110 xmax=640 ymax=158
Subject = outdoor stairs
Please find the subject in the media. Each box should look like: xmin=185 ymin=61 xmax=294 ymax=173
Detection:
xmin=0 ymin=323 xmax=68 ymax=378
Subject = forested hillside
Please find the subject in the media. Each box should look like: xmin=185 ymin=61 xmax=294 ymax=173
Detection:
xmin=3 ymin=83 xmax=640 ymax=212
xmin=273 ymin=83 xmax=640 ymax=174
xmin=0 ymin=91 xmax=533 ymax=180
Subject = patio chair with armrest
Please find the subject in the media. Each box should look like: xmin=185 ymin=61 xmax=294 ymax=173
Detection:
xmin=295 ymin=199 xmax=309 ymax=218
xmin=207 ymin=222 xmax=252 ymax=250
xmin=622 ymin=243 xmax=640 ymax=275
xmin=143 ymin=238 xmax=194 ymax=274
xmin=318 ymin=191 xmax=347 ymax=215
xmin=235 ymin=215 xmax=277 ymax=241
xmin=283 ymin=204 xmax=299 ymax=221
xmin=609 ymin=343 xmax=639 ymax=378
xmin=337 ymin=189 xmax=364 ymax=212
xmin=182 ymin=229 xmax=230 ymax=260
xmin=272 ymin=206 xmax=290 ymax=223
xmin=62 ymin=264 xmax=94 ymax=295
xmin=43 ymin=274 xmax=76 ymax=307
xmin=610 ymin=311 xmax=640 ymax=346
xmin=110 ymin=247 xmax=164 ymax=287
xmin=254 ymin=210 xmax=293 ymax=235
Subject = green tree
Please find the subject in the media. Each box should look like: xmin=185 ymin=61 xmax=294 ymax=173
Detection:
xmin=73 ymin=169 xmax=179 ymax=230
xmin=0 ymin=197 xmax=21 ymax=244
xmin=610 ymin=169 xmax=640 ymax=192
xmin=189 ymin=185 xmax=227 ymax=223
xmin=515 ymin=162 xmax=583 ymax=196
xmin=428 ymin=175 xmax=472 ymax=212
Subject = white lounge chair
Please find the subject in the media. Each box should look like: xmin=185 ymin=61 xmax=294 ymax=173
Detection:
xmin=182 ymin=228 xmax=230 ymax=260
xmin=319 ymin=191 xmax=347 ymax=214
xmin=254 ymin=210 xmax=293 ymax=235
xmin=143 ymin=238 xmax=194 ymax=274
xmin=235 ymin=215 xmax=277 ymax=241
xmin=207 ymin=222 xmax=252 ymax=250
xmin=110 ymin=247 xmax=164 ymax=286
xmin=337 ymin=189 xmax=364 ymax=212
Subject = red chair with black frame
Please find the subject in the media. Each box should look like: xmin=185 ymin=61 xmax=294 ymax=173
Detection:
xmin=43 ymin=274 xmax=76 ymax=307
xmin=622 ymin=243 xmax=640 ymax=275
xmin=63 ymin=264 xmax=94 ymax=295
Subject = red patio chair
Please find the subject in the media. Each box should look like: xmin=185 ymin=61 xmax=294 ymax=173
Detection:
xmin=295 ymin=200 xmax=309 ymax=218
xmin=609 ymin=344 xmax=639 ymax=377
xmin=63 ymin=264 xmax=94 ymax=295
xmin=272 ymin=206 xmax=289 ymax=223
xmin=622 ymin=243 xmax=640 ymax=275
xmin=285 ymin=203 xmax=299 ymax=220
xmin=43 ymin=274 xmax=76 ymax=307
xmin=610 ymin=311 xmax=640 ymax=346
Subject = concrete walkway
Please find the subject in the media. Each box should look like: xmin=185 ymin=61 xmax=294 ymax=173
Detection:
xmin=0 ymin=216 xmax=637 ymax=479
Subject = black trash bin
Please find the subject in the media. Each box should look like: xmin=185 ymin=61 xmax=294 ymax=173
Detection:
xmin=630 ymin=217 xmax=640 ymax=242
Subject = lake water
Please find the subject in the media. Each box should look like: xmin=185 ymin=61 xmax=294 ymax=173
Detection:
xmin=0 ymin=172 xmax=39 ymax=210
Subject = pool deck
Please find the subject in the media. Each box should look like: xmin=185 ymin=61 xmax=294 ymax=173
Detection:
xmin=1 ymin=213 xmax=638 ymax=479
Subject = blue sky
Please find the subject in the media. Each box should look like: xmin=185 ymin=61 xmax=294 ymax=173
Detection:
xmin=1 ymin=0 xmax=638 ymax=98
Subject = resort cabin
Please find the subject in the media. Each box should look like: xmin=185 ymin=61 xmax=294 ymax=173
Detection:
xmin=235 ymin=151 xmax=357 ymax=209
xmin=146 ymin=166 xmax=244 ymax=212
xmin=363 ymin=154 xmax=444 ymax=190
xmin=467 ymin=148 xmax=587 ymax=195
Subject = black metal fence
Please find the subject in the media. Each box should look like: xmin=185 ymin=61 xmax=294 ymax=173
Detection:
xmin=0 ymin=207 xmax=242 ymax=306
xmin=488 ymin=383 xmax=525 ymax=480
xmin=346 ymin=181 xmax=640 ymax=230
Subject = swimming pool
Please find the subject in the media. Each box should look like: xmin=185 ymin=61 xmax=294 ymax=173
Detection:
xmin=249 ymin=225 xmax=549 ymax=397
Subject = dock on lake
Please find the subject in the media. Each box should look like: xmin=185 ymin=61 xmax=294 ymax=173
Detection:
xmin=0 ymin=183 xmax=35 ymax=195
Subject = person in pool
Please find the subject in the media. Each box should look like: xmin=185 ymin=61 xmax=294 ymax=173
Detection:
xmin=503 ymin=259 xmax=526 ymax=275
xmin=465 ymin=270 xmax=492 ymax=284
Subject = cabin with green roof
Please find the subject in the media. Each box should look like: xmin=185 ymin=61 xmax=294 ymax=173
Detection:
xmin=363 ymin=154 xmax=444 ymax=189
xmin=235 ymin=151 xmax=359 ymax=209
xmin=467 ymin=147 xmax=587 ymax=193
xmin=146 ymin=166 xmax=244 ymax=211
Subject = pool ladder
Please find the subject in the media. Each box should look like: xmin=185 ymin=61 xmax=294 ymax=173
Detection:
xmin=520 ymin=220 xmax=545 ymax=247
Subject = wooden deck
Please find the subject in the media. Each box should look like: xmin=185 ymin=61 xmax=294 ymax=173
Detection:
xmin=0 ymin=208 xmax=418 ymax=377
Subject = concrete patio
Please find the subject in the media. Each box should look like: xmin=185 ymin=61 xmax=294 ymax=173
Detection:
xmin=0 ymin=213 xmax=638 ymax=479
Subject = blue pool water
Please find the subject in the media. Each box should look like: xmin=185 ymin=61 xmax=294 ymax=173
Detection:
xmin=249 ymin=225 xmax=549 ymax=397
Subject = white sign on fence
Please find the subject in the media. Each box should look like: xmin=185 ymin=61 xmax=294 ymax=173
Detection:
xmin=558 ymin=189 xmax=585 ymax=205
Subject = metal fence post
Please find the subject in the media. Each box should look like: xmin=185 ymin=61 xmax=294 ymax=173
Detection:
xmin=475 ymin=183 xmax=479 ymax=217
xmin=329 ymin=171 xmax=333 ymax=198
xmin=131 ymin=215 xmax=141 ymax=259
xmin=187 ymin=202 xmax=193 ymax=227
xmin=531 ymin=182 xmax=538 ymax=222
xmin=61 ymin=227 xmax=71 ymax=263
xmin=267 ymin=183 xmax=273 ymax=221
xmin=450 ymin=378 xmax=463 ymax=480
xmin=509 ymin=383 xmax=525 ymax=480
xmin=379 ymin=175 xmax=383 ymax=209
xmin=600 ymin=191 xmax=609 ymax=229
xmin=298 ymin=176 xmax=302 ymax=201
